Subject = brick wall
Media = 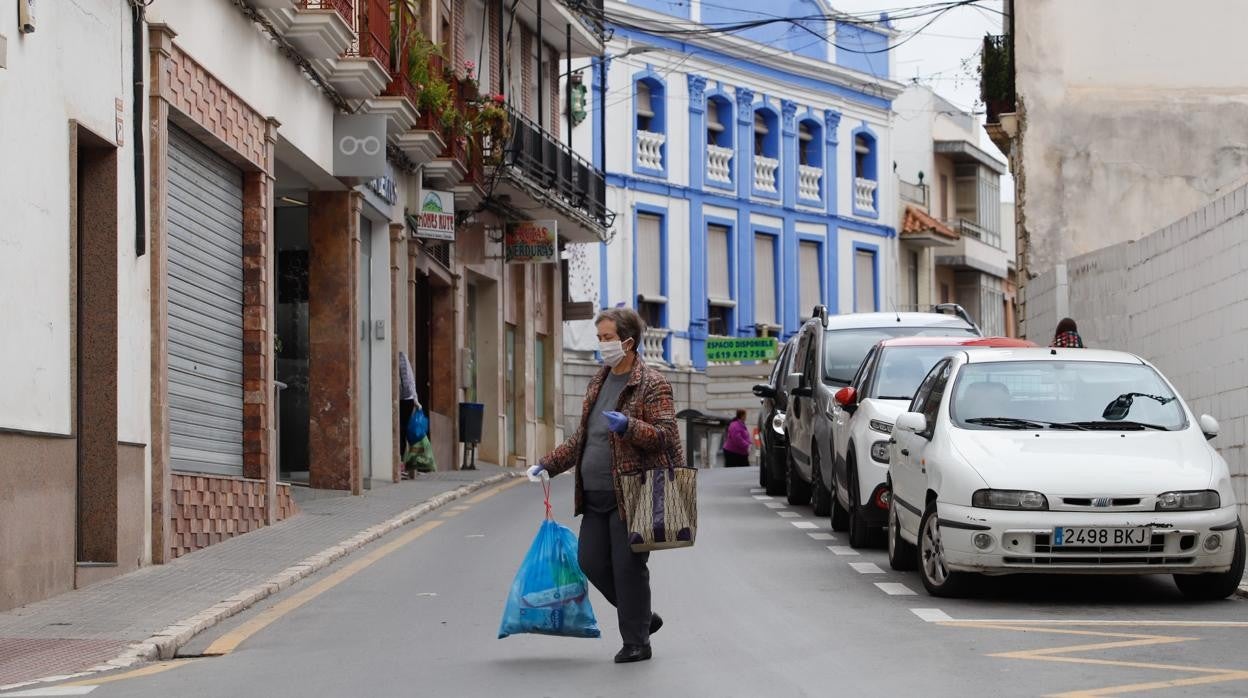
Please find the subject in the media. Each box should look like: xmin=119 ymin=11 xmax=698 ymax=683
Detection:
xmin=489 ymin=0 xmax=501 ymax=95
xmin=549 ymin=46 xmax=560 ymax=140
xmin=1025 ymin=183 xmax=1248 ymax=519
xmin=453 ymin=0 xmax=465 ymax=75
xmin=169 ymin=473 xmax=297 ymax=559
xmin=166 ymin=49 xmax=268 ymax=170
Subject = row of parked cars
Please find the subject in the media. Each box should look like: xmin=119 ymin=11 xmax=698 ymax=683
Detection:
xmin=752 ymin=305 xmax=1244 ymax=599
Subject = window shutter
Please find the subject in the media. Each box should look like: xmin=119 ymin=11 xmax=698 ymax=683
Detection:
xmin=637 ymin=214 xmax=663 ymax=298
xmin=636 ymin=82 xmax=653 ymax=117
xmin=754 ymin=235 xmax=776 ymax=326
xmin=707 ymin=225 xmax=731 ymax=302
xmin=854 ymin=249 xmax=876 ymax=313
xmin=799 ymin=241 xmax=821 ymax=318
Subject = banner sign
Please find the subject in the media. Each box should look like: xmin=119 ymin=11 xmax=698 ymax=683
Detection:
xmin=705 ymin=337 xmax=779 ymax=363
xmin=411 ymin=190 xmax=456 ymax=241
xmin=505 ymin=220 xmax=558 ymax=263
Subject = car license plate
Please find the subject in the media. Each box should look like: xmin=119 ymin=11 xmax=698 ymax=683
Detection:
xmin=1054 ymin=527 xmax=1150 ymax=546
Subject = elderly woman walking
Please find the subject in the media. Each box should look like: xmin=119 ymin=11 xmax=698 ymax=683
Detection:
xmin=527 ymin=308 xmax=680 ymax=664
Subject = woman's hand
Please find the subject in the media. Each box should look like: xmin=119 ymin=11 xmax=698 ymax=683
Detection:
xmin=526 ymin=464 xmax=548 ymax=482
xmin=603 ymin=411 xmax=629 ymax=434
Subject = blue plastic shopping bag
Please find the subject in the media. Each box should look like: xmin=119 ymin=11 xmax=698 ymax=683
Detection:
xmin=498 ymin=483 xmax=600 ymax=639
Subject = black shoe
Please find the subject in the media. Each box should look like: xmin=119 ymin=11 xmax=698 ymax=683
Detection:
xmin=649 ymin=613 xmax=663 ymax=635
xmin=614 ymin=644 xmax=652 ymax=664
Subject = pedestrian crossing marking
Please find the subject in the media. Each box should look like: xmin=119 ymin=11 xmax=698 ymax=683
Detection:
xmin=911 ymin=607 xmax=951 ymax=620
xmin=807 ymin=532 xmax=836 ymax=541
xmin=764 ymin=502 xmax=785 ymax=509
xmin=827 ymin=545 xmax=859 ymax=555
xmin=877 ymin=583 xmax=918 ymax=595
xmin=849 ymin=562 xmax=884 ymax=574
xmin=749 ymin=488 xmax=766 ymax=494
xmin=777 ymin=511 xmax=801 ymax=518
xmin=791 ymin=521 xmax=819 ymax=529
xmin=752 ymin=495 xmax=773 ymax=500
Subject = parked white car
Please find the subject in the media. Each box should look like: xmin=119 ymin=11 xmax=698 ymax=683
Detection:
xmin=887 ymin=348 xmax=1244 ymax=599
xmin=829 ymin=336 xmax=1033 ymax=548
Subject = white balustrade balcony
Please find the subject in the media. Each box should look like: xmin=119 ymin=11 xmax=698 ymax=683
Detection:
xmin=641 ymin=328 xmax=671 ymax=365
xmin=636 ymin=130 xmax=666 ymax=172
xmin=753 ymin=155 xmax=779 ymax=193
xmin=707 ymin=145 xmax=733 ymax=184
xmin=799 ymin=165 xmax=823 ymax=201
xmin=854 ymin=177 xmax=878 ymax=214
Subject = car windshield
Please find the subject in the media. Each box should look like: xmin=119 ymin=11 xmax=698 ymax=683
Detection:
xmin=823 ymin=326 xmax=977 ymax=385
xmin=870 ymin=346 xmax=963 ymax=400
xmin=951 ymin=361 xmax=1187 ymax=430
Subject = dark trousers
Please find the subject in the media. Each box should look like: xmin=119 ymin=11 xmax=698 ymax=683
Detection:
xmin=724 ymin=451 xmax=750 ymax=468
xmin=578 ymin=490 xmax=652 ymax=646
xmin=399 ymin=399 xmax=416 ymax=453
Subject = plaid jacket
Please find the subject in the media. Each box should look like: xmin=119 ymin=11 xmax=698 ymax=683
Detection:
xmin=1051 ymin=330 xmax=1085 ymax=348
xmin=543 ymin=357 xmax=683 ymax=519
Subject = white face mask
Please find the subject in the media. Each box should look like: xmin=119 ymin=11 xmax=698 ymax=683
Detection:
xmin=600 ymin=339 xmax=631 ymax=367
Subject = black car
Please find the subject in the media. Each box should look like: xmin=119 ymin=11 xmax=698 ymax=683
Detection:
xmin=752 ymin=338 xmax=796 ymax=496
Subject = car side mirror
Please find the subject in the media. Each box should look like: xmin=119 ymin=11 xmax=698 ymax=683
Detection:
xmin=835 ymin=387 xmax=857 ymax=412
xmin=1199 ymin=414 xmax=1220 ymax=441
xmin=896 ymin=412 xmax=927 ymax=436
xmin=752 ymin=384 xmax=776 ymax=399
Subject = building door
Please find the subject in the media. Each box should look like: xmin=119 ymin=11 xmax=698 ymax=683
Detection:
xmin=166 ymin=126 xmax=245 ymax=476
xmin=358 ymin=217 xmax=375 ymax=485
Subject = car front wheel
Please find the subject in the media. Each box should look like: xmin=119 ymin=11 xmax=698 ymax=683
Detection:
xmin=918 ymin=501 xmax=969 ymax=597
xmin=1174 ymin=522 xmax=1246 ymax=600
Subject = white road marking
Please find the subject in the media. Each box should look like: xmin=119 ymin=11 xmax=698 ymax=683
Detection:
xmin=791 ymin=521 xmax=819 ymax=529
xmin=752 ymin=495 xmax=773 ymax=501
xmin=0 ymin=688 xmax=98 ymax=696
xmin=849 ymin=562 xmax=884 ymax=574
xmin=911 ymin=608 xmax=952 ymax=621
xmin=763 ymin=502 xmax=785 ymax=509
xmin=807 ymin=532 xmax=836 ymax=541
xmin=465 ymin=534 xmax=485 ymax=538
xmin=876 ymin=583 xmax=918 ymax=596
xmin=827 ymin=546 xmax=859 ymax=556
xmin=749 ymin=488 xmax=765 ymax=494
xmin=777 ymin=511 xmax=801 ymax=518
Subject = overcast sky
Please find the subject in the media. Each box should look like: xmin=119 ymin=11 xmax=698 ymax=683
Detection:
xmin=831 ymin=0 xmax=1011 ymax=193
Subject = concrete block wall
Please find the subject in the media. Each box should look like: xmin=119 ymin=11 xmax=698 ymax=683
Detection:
xmin=1026 ymin=182 xmax=1248 ymax=519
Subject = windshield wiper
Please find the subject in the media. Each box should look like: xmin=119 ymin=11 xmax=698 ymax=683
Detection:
xmin=964 ymin=417 xmax=1089 ymax=431
xmin=1070 ymin=420 xmax=1170 ymax=431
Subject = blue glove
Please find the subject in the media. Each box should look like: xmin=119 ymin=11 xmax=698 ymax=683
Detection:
xmin=603 ymin=411 xmax=629 ymax=434
xmin=526 ymin=464 xmax=547 ymax=483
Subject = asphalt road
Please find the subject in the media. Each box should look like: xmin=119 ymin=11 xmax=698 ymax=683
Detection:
xmin=23 ymin=467 xmax=1248 ymax=698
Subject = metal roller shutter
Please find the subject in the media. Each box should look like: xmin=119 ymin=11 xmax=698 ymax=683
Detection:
xmin=166 ymin=126 xmax=245 ymax=476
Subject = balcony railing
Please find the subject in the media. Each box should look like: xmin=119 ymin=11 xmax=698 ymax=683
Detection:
xmin=798 ymin=165 xmax=822 ymax=201
xmin=981 ymin=34 xmax=1016 ymax=124
xmin=898 ymin=178 xmax=929 ymax=208
xmin=344 ymin=0 xmax=389 ymax=66
xmin=641 ymin=328 xmax=671 ymax=366
xmin=753 ymin=155 xmax=779 ymax=193
xmin=945 ymin=217 xmax=1002 ymax=249
xmin=636 ymin=130 xmax=665 ymax=172
xmin=854 ymin=177 xmax=878 ymax=214
xmin=301 ymin=0 xmax=355 ymax=28
xmin=496 ymin=103 xmax=612 ymax=227
xmin=707 ymin=145 xmax=733 ymax=184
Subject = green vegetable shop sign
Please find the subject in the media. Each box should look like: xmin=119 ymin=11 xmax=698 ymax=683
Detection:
xmin=705 ymin=337 xmax=779 ymax=363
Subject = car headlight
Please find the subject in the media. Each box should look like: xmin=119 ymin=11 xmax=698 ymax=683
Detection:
xmin=771 ymin=412 xmax=786 ymax=436
xmin=869 ymin=420 xmax=893 ymax=435
xmin=972 ymin=489 xmax=1049 ymax=510
xmin=870 ymin=440 xmax=889 ymax=464
xmin=1155 ymin=490 xmax=1220 ymax=511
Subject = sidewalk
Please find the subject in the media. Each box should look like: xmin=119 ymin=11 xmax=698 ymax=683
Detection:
xmin=0 ymin=465 xmax=518 ymax=690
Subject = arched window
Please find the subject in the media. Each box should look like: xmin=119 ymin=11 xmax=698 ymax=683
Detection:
xmin=634 ymin=77 xmax=667 ymax=175
xmin=753 ymin=110 xmax=778 ymax=158
xmin=706 ymin=96 xmax=732 ymax=148
xmin=854 ymin=132 xmax=877 ymax=180
xmin=798 ymin=119 xmax=822 ymax=167
xmin=852 ymin=127 xmax=879 ymax=216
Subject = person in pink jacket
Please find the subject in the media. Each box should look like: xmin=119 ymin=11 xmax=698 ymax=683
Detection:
xmin=722 ymin=409 xmax=752 ymax=468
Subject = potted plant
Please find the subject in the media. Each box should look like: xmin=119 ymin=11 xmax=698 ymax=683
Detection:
xmin=461 ymin=60 xmax=480 ymax=100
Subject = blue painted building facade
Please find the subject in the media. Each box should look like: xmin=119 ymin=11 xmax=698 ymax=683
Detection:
xmin=564 ymin=0 xmax=904 ymax=370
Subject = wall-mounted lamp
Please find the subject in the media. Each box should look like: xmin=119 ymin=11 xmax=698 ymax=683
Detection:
xmin=19 ymin=0 xmax=35 ymax=34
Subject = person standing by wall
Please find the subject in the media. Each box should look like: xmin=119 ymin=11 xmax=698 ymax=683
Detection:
xmin=526 ymin=308 xmax=679 ymax=664
xmin=722 ymin=409 xmax=752 ymax=468
xmin=1050 ymin=318 xmax=1085 ymax=348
